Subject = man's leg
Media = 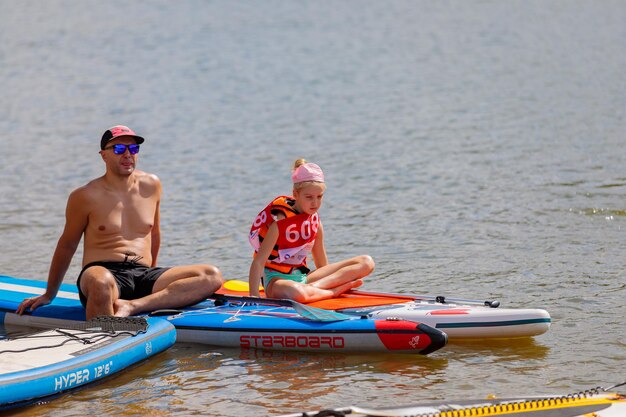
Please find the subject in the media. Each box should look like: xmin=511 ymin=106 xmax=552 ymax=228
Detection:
xmin=79 ymin=266 xmax=120 ymax=320
xmin=114 ymin=264 xmax=223 ymax=317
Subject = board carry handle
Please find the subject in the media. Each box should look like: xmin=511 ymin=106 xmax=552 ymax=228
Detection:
xmin=210 ymin=294 xmax=355 ymax=322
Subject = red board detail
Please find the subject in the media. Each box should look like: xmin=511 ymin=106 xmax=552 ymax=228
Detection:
xmin=374 ymin=320 xmax=432 ymax=351
xmin=428 ymin=309 xmax=470 ymax=315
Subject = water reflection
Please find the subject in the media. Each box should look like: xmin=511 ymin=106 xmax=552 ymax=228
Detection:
xmin=240 ymin=347 xmax=448 ymax=377
xmin=233 ymin=348 xmax=448 ymax=415
xmin=445 ymin=338 xmax=550 ymax=362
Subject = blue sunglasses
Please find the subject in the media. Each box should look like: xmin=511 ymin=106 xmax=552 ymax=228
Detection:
xmin=105 ymin=144 xmax=140 ymax=155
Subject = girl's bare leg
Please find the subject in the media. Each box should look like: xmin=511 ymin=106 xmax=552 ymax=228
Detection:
xmin=306 ymin=255 xmax=374 ymax=290
xmin=267 ymin=279 xmax=363 ymax=304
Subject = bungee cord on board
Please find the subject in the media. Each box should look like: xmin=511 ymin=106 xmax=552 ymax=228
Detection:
xmin=0 ymin=316 xmax=148 ymax=354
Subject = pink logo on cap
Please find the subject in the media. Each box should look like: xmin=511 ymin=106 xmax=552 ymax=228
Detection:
xmin=292 ymin=163 xmax=325 ymax=184
xmin=109 ymin=125 xmax=136 ymax=138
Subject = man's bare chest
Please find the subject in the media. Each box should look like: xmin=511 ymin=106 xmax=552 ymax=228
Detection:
xmin=88 ymin=194 xmax=157 ymax=237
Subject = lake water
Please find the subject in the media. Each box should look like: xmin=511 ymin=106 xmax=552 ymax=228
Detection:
xmin=0 ymin=1 xmax=624 ymax=416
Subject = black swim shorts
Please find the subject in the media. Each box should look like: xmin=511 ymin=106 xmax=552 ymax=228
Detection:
xmin=76 ymin=261 xmax=171 ymax=307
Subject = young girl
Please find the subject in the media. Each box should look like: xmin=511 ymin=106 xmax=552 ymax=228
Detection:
xmin=248 ymin=159 xmax=375 ymax=303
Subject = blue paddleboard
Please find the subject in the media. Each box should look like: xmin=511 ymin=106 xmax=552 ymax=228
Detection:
xmin=0 ymin=275 xmax=447 ymax=355
xmin=0 ymin=315 xmax=176 ymax=410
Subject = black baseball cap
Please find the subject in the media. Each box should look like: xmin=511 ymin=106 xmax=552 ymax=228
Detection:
xmin=101 ymin=125 xmax=145 ymax=150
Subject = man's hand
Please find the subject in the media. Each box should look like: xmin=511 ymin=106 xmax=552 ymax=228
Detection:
xmin=16 ymin=294 xmax=53 ymax=315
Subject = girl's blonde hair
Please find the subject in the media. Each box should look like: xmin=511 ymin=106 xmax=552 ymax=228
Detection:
xmin=293 ymin=158 xmax=308 ymax=171
xmin=293 ymin=158 xmax=308 ymax=190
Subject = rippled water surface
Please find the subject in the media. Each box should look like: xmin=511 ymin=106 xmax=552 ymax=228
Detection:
xmin=1 ymin=1 xmax=625 ymax=416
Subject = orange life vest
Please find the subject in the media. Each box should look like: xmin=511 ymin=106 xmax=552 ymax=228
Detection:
xmin=249 ymin=196 xmax=320 ymax=273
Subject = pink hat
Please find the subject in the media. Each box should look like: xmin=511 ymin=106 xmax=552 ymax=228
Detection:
xmin=101 ymin=125 xmax=145 ymax=150
xmin=292 ymin=163 xmax=325 ymax=184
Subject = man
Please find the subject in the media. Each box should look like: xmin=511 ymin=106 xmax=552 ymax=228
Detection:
xmin=17 ymin=125 xmax=223 ymax=319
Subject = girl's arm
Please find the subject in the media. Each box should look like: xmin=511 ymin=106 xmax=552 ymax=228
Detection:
xmin=311 ymin=221 xmax=328 ymax=268
xmin=249 ymin=222 xmax=279 ymax=297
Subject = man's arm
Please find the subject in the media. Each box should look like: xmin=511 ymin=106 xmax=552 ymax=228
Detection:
xmin=150 ymin=176 xmax=162 ymax=267
xmin=16 ymin=189 xmax=88 ymax=314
